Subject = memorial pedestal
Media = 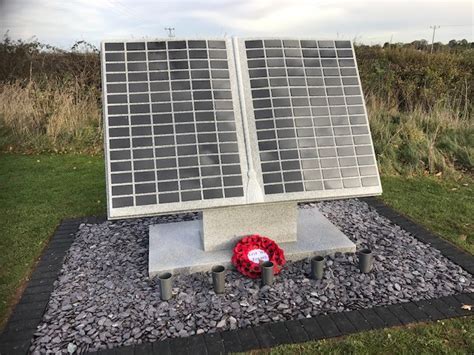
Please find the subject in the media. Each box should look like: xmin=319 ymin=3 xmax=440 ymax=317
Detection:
xmin=149 ymin=204 xmax=355 ymax=277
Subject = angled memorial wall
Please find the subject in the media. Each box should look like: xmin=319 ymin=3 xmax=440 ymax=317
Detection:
xmin=101 ymin=37 xmax=381 ymax=220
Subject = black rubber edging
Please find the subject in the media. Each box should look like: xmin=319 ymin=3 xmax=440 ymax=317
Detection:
xmin=362 ymin=197 xmax=474 ymax=275
xmin=1 ymin=201 xmax=473 ymax=355
xmin=0 ymin=216 xmax=106 ymax=355
xmin=84 ymin=293 xmax=473 ymax=355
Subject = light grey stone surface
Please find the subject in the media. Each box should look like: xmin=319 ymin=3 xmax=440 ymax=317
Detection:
xmin=149 ymin=219 xmax=233 ymax=275
xmin=149 ymin=205 xmax=355 ymax=276
xmin=284 ymin=207 xmax=356 ymax=257
xmin=201 ymin=202 xmax=298 ymax=251
xmin=29 ymin=200 xmax=473 ymax=354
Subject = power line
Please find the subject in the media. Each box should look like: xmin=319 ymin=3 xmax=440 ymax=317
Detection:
xmin=164 ymin=27 xmax=175 ymax=38
xmin=430 ymin=25 xmax=440 ymax=53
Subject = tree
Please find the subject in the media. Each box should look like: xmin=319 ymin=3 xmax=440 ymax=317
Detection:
xmin=432 ymin=42 xmax=442 ymax=52
xmin=411 ymin=39 xmax=428 ymax=50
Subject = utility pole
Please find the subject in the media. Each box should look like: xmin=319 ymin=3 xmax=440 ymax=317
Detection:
xmin=164 ymin=27 xmax=175 ymax=38
xmin=430 ymin=25 xmax=440 ymax=53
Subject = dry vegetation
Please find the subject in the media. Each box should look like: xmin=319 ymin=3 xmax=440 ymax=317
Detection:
xmin=0 ymin=37 xmax=102 ymax=153
xmin=0 ymin=81 xmax=101 ymax=152
xmin=0 ymin=36 xmax=472 ymax=176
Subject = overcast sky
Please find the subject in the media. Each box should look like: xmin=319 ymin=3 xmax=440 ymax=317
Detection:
xmin=1 ymin=0 xmax=472 ymax=48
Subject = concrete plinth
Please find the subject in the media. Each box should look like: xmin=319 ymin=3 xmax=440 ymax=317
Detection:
xmin=149 ymin=207 xmax=356 ymax=277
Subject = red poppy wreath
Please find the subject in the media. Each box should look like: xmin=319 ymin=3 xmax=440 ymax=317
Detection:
xmin=231 ymin=234 xmax=286 ymax=279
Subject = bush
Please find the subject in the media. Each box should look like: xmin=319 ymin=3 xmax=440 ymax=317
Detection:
xmin=356 ymin=45 xmax=473 ymax=116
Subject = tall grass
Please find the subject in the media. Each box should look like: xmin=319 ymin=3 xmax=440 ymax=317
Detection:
xmin=368 ymin=100 xmax=473 ymax=176
xmin=0 ymin=37 xmax=472 ymax=175
xmin=0 ymin=81 xmax=102 ymax=153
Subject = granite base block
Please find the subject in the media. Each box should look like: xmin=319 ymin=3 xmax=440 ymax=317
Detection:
xmin=149 ymin=207 xmax=355 ymax=277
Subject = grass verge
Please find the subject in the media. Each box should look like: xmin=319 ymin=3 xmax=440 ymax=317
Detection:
xmin=0 ymin=153 xmax=106 ymax=328
xmin=380 ymin=175 xmax=473 ymax=254
xmin=252 ymin=317 xmax=473 ymax=354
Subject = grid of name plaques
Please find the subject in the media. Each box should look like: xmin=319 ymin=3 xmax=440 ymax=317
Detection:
xmin=103 ymin=40 xmax=244 ymax=209
xmin=244 ymin=39 xmax=379 ymax=195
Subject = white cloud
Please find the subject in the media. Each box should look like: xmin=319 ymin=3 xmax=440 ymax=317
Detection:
xmin=188 ymin=1 xmax=344 ymax=34
xmin=0 ymin=0 xmax=472 ymax=47
xmin=185 ymin=0 xmax=472 ymax=42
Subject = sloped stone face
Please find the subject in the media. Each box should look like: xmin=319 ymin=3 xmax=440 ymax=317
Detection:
xmin=201 ymin=202 xmax=298 ymax=252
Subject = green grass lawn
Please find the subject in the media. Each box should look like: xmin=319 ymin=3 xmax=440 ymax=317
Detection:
xmin=253 ymin=317 xmax=473 ymax=354
xmin=0 ymin=154 xmax=106 ymax=327
xmin=0 ymin=153 xmax=472 ymax=352
xmin=380 ymin=175 xmax=473 ymax=254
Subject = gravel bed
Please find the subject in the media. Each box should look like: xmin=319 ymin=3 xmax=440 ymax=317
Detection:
xmin=30 ymin=199 xmax=473 ymax=354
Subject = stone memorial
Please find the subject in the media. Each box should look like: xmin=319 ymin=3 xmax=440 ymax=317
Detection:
xmin=100 ymin=37 xmax=382 ymax=276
